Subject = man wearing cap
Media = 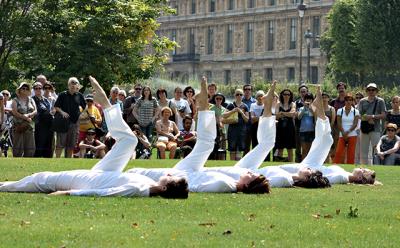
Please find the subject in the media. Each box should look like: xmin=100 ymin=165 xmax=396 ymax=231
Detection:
xmin=78 ymin=94 xmax=102 ymax=146
xmin=78 ymin=128 xmax=106 ymax=158
xmin=373 ymin=123 xmax=400 ymax=165
xmin=54 ymin=77 xmax=86 ymax=158
xmin=357 ymin=83 xmax=386 ymax=165
xmin=242 ymin=84 xmax=256 ymax=156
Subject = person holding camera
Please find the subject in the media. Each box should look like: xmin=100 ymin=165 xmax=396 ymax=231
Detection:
xmin=78 ymin=128 xmax=106 ymax=158
xmin=132 ymin=124 xmax=151 ymax=159
xmin=171 ymin=87 xmax=191 ymax=130
xmin=79 ymin=94 xmax=102 ymax=142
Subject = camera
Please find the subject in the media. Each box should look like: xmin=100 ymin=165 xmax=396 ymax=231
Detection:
xmin=178 ymin=106 xmax=186 ymax=113
xmin=84 ymin=151 xmax=94 ymax=159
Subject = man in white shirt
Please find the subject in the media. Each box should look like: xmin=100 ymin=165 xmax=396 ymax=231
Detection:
xmin=129 ymin=77 xmax=270 ymax=194
xmin=0 ymin=76 xmax=189 ymax=199
xmin=170 ymin=87 xmax=192 ymax=130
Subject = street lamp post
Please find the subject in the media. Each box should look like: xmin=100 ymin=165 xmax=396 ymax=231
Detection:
xmin=304 ymin=29 xmax=313 ymax=82
xmin=297 ymin=1 xmax=306 ymax=85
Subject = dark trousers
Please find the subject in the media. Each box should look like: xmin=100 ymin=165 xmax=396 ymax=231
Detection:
xmin=34 ymin=124 xmax=54 ymax=158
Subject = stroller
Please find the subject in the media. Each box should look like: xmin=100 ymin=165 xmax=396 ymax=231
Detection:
xmin=0 ymin=114 xmax=13 ymax=157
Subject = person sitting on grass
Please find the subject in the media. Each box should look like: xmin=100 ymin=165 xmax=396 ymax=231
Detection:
xmin=78 ymin=128 xmax=106 ymax=159
xmin=373 ymin=123 xmax=400 ymax=165
xmin=155 ymin=106 xmax=180 ymax=159
xmin=129 ymin=76 xmax=270 ymax=194
xmin=0 ymin=76 xmax=189 ymax=199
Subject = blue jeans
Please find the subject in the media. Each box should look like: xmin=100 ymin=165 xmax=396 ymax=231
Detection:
xmin=140 ymin=123 xmax=154 ymax=140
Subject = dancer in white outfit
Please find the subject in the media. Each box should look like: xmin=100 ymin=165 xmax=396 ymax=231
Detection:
xmin=0 ymin=77 xmax=189 ymax=199
xmin=278 ymin=86 xmax=377 ymax=185
xmin=129 ymin=77 xmax=270 ymax=194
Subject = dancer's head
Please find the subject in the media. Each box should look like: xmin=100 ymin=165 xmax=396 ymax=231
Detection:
xmin=238 ymin=172 xmax=270 ymax=194
xmin=351 ymin=168 xmax=376 ymax=184
xmin=158 ymin=175 xmax=189 ymax=199
xmin=293 ymin=169 xmax=331 ymax=188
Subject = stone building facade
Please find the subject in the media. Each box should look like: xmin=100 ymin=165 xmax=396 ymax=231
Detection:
xmin=158 ymin=0 xmax=334 ymax=84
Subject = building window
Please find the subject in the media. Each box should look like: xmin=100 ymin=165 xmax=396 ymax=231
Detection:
xmin=188 ymin=28 xmax=195 ymax=54
xmin=311 ymin=66 xmax=318 ymax=84
xmin=244 ymin=69 xmax=252 ymax=84
xmin=206 ymin=71 xmax=212 ymax=82
xmin=289 ymin=18 xmax=297 ymax=50
xmin=172 ymin=1 xmax=179 ymax=15
xmin=248 ymin=0 xmax=255 ymax=8
xmin=287 ymin=67 xmax=295 ymax=82
xmin=269 ymin=0 xmax=275 ymax=5
xmin=226 ymin=24 xmax=233 ymax=54
xmin=312 ymin=16 xmax=320 ymax=48
xmin=265 ymin=68 xmax=273 ymax=82
xmin=207 ymin=27 xmax=214 ymax=55
xmin=191 ymin=0 xmax=196 ymax=14
xmin=209 ymin=0 xmax=215 ymax=12
xmin=171 ymin=29 xmax=177 ymax=55
xmin=246 ymin=23 xmax=254 ymax=53
xmin=292 ymin=0 xmax=300 ymax=3
xmin=228 ymin=0 xmax=235 ymax=10
xmin=225 ymin=70 xmax=231 ymax=84
xmin=267 ymin=20 xmax=274 ymax=51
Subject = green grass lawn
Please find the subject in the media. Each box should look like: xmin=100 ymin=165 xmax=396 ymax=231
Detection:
xmin=0 ymin=158 xmax=399 ymax=247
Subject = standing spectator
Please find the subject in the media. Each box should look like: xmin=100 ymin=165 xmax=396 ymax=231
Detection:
xmin=122 ymin=91 xmax=137 ymax=127
xmin=133 ymin=86 xmax=159 ymax=140
xmin=385 ymin=96 xmax=400 ymax=134
xmin=358 ymin=83 xmax=386 ymax=165
xmin=155 ymin=107 xmax=180 ymax=159
xmin=294 ymin=84 xmax=309 ymax=162
xmin=132 ymin=124 xmax=151 ymax=159
xmin=374 ymin=123 xmax=400 ymax=165
xmin=322 ymin=93 xmax=336 ymax=162
xmin=118 ymin=90 xmax=127 ymax=102
xmin=170 ymin=87 xmax=191 ymax=130
xmin=249 ymin=90 xmax=265 ymax=149
xmin=132 ymin=84 xmax=142 ymax=101
xmin=222 ymin=89 xmax=249 ymax=161
xmin=11 ymin=82 xmax=37 ymax=157
xmin=354 ymin=92 xmax=364 ymax=164
xmin=1 ymin=90 xmax=13 ymax=114
xmin=209 ymin=93 xmax=227 ymax=159
xmin=329 ymin=82 xmax=347 ymax=161
xmin=242 ymin=84 xmax=256 ymax=155
xmin=208 ymin=82 xmax=217 ymax=103
xmin=32 ymin=82 xmax=54 ymax=157
xmin=297 ymin=93 xmax=315 ymax=160
xmin=109 ymin=86 xmax=123 ymax=110
xmin=275 ymin=89 xmax=296 ymax=162
xmin=177 ymin=116 xmax=197 ymax=158
xmin=183 ymin=86 xmax=196 ymax=118
xmin=156 ymin=88 xmax=177 ymax=121
xmin=78 ymin=128 xmax=106 ymax=159
xmin=43 ymin=83 xmax=57 ymax=111
xmin=0 ymin=94 xmax=4 ymax=130
xmin=334 ymin=94 xmax=360 ymax=164
xmin=78 ymin=94 xmax=102 ymax=141
xmin=54 ymin=77 xmax=86 ymax=158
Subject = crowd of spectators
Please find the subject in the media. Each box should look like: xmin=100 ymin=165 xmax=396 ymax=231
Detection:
xmin=0 ymin=75 xmax=400 ymax=165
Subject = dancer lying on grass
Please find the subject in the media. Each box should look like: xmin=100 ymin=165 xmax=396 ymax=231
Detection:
xmin=130 ymin=77 xmax=270 ymax=194
xmin=0 ymin=76 xmax=189 ymax=199
xmin=129 ymin=81 xmax=329 ymax=188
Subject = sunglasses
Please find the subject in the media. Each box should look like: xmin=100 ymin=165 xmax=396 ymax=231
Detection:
xmin=367 ymin=88 xmax=376 ymax=92
xmin=356 ymin=97 xmax=362 ymax=99
xmin=20 ymin=87 xmax=29 ymax=91
xmin=186 ymin=90 xmax=194 ymax=93
xmin=86 ymin=100 xmax=93 ymax=102
xmin=387 ymin=129 xmax=396 ymax=132
xmin=283 ymin=93 xmax=291 ymax=96
xmin=215 ymin=98 xmax=223 ymax=101
xmin=44 ymin=87 xmax=51 ymax=90
xmin=87 ymin=133 xmax=96 ymax=136
xmin=70 ymin=81 xmax=79 ymax=85
xmin=34 ymin=87 xmax=42 ymax=90
xmin=244 ymin=88 xmax=252 ymax=91
xmin=135 ymin=88 xmax=142 ymax=91
xmin=235 ymin=93 xmax=243 ymax=96
xmin=2 ymin=93 xmax=9 ymax=96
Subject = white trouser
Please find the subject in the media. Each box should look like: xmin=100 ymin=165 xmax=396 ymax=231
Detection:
xmin=234 ymin=116 xmax=276 ymax=170
xmin=300 ymin=117 xmax=333 ymax=169
xmin=173 ymin=111 xmax=216 ymax=173
xmin=91 ymin=105 xmax=137 ymax=172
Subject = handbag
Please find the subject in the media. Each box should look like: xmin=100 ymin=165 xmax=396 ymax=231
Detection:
xmin=360 ymin=100 xmax=378 ymax=134
xmin=52 ymin=112 xmax=70 ymax=133
xmin=14 ymin=121 xmax=31 ymax=133
xmin=221 ymin=112 xmax=238 ymax=124
xmin=87 ymin=110 xmax=106 ymax=138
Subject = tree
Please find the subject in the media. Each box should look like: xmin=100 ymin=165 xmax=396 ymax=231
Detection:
xmin=1 ymin=0 xmax=176 ymax=91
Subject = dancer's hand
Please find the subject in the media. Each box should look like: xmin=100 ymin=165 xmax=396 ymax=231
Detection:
xmin=49 ymin=191 xmax=70 ymax=196
xmin=89 ymin=76 xmax=111 ymax=109
xmin=196 ymin=76 xmax=208 ymax=111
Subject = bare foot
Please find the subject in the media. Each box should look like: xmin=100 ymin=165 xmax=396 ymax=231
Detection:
xmin=49 ymin=191 xmax=71 ymax=196
xmin=195 ymin=76 xmax=209 ymax=111
xmin=311 ymin=85 xmax=325 ymax=120
xmin=262 ymin=80 xmax=277 ymax=117
xmin=89 ymin=76 xmax=112 ymax=109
